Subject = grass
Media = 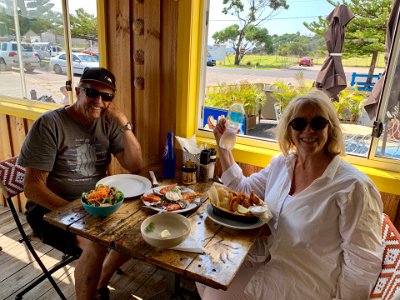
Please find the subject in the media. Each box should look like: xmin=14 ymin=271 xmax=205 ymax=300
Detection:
xmin=218 ymin=54 xmax=386 ymax=70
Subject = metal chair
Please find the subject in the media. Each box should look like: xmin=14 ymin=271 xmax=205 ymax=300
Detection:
xmin=370 ymin=213 xmax=400 ymax=300
xmin=0 ymin=156 xmax=78 ymax=300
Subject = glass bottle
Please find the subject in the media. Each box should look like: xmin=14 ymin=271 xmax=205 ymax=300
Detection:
xmin=219 ymin=103 xmax=245 ymax=150
xmin=162 ymin=131 xmax=176 ymax=179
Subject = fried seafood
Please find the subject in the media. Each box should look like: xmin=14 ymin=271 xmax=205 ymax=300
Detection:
xmin=208 ymin=183 xmax=264 ymax=216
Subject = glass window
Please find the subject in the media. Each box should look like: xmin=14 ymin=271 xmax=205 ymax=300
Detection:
xmin=197 ymin=0 xmax=399 ymax=169
xmin=0 ymin=0 xmax=98 ymax=105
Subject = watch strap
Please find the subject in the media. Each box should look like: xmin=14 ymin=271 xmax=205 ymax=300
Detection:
xmin=120 ymin=122 xmax=133 ymax=132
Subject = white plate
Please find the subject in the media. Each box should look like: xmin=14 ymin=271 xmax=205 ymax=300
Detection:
xmin=97 ymin=174 xmax=151 ymax=198
xmin=206 ymin=204 xmax=265 ymax=230
xmin=142 ymin=186 xmax=201 ymax=214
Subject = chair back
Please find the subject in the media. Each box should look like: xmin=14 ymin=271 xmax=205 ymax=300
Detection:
xmin=370 ymin=214 xmax=400 ymax=299
xmin=0 ymin=156 xmax=25 ymax=199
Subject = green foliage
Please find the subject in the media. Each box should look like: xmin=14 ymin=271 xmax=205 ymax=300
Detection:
xmin=70 ymin=8 xmax=97 ymax=40
xmin=205 ymin=82 xmax=266 ymax=116
xmin=304 ymin=0 xmax=392 ymax=74
xmin=213 ymin=0 xmax=289 ymax=65
xmin=271 ymin=72 xmax=312 ymax=111
xmin=333 ymin=88 xmax=367 ymax=122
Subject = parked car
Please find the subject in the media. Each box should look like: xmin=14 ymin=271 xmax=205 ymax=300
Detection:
xmin=0 ymin=41 xmax=40 ymax=71
xmin=50 ymin=53 xmax=99 ymax=75
xmin=299 ymin=57 xmax=313 ymax=67
xmin=83 ymin=47 xmax=99 ymax=57
xmin=207 ymin=53 xmax=216 ymax=66
xmin=32 ymin=42 xmax=64 ymax=60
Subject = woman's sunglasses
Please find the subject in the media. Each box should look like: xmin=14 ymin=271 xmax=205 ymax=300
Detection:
xmin=83 ymin=87 xmax=115 ymax=102
xmin=289 ymin=116 xmax=329 ymax=131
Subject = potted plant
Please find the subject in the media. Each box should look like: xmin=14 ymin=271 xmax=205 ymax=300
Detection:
xmin=204 ymin=82 xmax=265 ymax=131
xmin=333 ymin=89 xmax=366 ymax=123
xmin=271 ymin=77 xmax=311 ymax=120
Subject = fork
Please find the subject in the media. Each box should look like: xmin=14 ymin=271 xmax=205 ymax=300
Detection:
xmin=149 ymin=171 xmax=159 ymax=188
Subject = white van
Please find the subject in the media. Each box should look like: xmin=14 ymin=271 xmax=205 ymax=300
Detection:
xmin=32 ymin=42 xmax=63 ymax=60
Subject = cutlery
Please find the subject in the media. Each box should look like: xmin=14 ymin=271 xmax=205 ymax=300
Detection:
xmin=149 ymin=171 xmax=159 ymax=188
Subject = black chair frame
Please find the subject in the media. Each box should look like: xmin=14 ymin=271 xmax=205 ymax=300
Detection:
xmin=0 ymin=157 xmax=79 ymax=299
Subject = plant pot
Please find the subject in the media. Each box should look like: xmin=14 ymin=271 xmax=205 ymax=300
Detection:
xmin=246 ymin=115 xmax=257 ymax=133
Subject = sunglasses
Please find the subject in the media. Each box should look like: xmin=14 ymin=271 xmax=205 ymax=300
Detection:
xmin=289 ymin=116 xmax=329 ymax=131
xmin=82 ymin=87 xmax=115 ymax=102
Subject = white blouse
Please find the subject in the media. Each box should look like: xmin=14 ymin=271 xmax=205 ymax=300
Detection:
xmin=221 ymin=153 xmax=383 ymax=299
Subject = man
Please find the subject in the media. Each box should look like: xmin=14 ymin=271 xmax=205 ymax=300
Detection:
xmin=18 ymin=67 xmax=144 ymax=300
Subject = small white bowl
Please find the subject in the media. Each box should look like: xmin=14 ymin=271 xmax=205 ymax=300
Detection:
xmin=141 ymin=213 xmax=191 ymax=249
xmin=249 ymin=205 xmax=269 ymax=216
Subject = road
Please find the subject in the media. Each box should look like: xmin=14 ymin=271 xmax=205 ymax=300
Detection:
xmin=205 ymin=65 xmax=385 ymax=86
xmin=0 ymin=64 xmax=385 ymax=102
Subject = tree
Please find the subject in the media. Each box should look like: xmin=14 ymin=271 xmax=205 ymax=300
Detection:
xmin=213 ymin=0 xmax=289 ymax=65
xmin=69 ymin=8 xmax=97 ymax=41
xmin=304 ymin=0 xmax=392 ymax=79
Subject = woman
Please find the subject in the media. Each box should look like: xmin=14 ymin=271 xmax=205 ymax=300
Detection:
xmin=197 ymin=90 xmax=383 ymax=299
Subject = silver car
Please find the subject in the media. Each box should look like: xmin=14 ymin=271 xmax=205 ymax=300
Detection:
xmin=0 ymin=42 xmax=40 ymax=72
xmin=50 ymin=53 xmax=99 ymax=75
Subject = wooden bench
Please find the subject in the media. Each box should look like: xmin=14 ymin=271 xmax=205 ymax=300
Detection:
xmin=350 ymin=72 xmax=381 ymax=91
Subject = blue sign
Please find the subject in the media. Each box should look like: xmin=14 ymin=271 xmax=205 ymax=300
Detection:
xmin=202 ymin=106 xmax=245 ymax=134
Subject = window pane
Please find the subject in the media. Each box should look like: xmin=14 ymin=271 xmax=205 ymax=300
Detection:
xmin=0 ymin=1 xmax=66 ymax=103
xmin=0 ymin=0 xmax=98 ymax=104
xmin=200 ymin=0 xmax=388 ymax=160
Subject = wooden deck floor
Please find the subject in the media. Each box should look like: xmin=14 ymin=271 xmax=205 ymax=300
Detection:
xmin=0 ymin=206 xmax=200 ymax=300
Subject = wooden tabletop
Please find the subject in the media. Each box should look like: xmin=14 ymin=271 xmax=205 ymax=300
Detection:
xmin=44 ymin=169 xmax=266 ymax=290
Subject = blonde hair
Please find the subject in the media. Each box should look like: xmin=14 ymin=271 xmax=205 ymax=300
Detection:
xmin=276 ymin=89 xmax=345 ymax=156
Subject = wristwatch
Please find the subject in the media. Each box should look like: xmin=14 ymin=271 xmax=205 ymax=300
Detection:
xmin=120 ymin=122 xmax=133 ymax=132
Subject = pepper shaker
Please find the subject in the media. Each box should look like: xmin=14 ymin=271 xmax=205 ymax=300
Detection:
xmin=198 ymin=149 xmax=210 ymax=183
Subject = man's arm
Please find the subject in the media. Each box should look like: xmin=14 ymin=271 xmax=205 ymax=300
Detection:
xmin=105 ymin=102 xmax=144 ymax=172
xmin=24 ymin=167 xmax=69 ymax=210
xmin=114 ymin=130 xmax=145 ymax=172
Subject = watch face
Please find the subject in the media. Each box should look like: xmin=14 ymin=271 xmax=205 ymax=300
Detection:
xmin=127 ymin=123 xmax=133 ymax=130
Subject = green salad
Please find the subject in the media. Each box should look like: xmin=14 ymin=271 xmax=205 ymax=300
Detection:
xmin=82 ymin=184 xmax=124 ymax=207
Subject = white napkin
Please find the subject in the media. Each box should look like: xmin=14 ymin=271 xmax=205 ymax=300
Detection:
xmin=169 ymin=236 xmax=205 ymax=254
xmin=175 ymin=135 xmax=202 ymax=155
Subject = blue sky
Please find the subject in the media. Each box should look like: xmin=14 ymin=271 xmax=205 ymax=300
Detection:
xmin=208 ymin=0 xmax=335 ymax=43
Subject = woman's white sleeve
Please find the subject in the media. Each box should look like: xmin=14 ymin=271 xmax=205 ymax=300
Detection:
xmin=338 ymin=181 xmax=383 ymax=299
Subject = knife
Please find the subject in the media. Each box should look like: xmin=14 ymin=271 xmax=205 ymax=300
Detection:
xmin=149 ymin=171 xmax=159 ymax=188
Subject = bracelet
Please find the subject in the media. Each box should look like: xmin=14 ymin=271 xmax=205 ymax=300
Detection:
xmin=120 ymin=122 xmax=133 ymax=132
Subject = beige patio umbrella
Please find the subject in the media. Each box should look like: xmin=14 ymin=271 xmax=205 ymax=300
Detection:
xmin=315 ymin=4 xmax=355 ymax=100
xmin=364 ymin=0 xmax=400 ymax=119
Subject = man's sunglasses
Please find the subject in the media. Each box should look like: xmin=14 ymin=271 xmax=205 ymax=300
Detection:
xmin=289 ymin=116 xmax=329 ymax=131
xmin=82 ymin=87 xmax=115 ymax=101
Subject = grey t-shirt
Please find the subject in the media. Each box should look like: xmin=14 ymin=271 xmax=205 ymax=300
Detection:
xmin=18 ymin=107 xmax=124 ymax=201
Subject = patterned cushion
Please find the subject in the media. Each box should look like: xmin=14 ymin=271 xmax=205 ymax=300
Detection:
xmin=0 ymin=157 xmax=25 ymax=198
xmin=370 ymin=214 xmax=400 ymax=299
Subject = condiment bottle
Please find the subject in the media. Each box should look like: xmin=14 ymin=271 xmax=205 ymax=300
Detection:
xmin=208 ymin=148 xmax=216 ymax=179
xmin=162 ymin=131 xmax=176 ymax=179
xmin=198 ymin=149 xmax=210 ymax=183
xmin=181 ymin=160 xmax=197 ymax=185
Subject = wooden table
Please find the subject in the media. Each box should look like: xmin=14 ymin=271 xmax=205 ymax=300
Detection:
xmin=44 ymin=171 xmax=265 ymax=292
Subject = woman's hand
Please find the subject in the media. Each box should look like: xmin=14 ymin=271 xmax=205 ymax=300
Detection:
xmin=214 ymin=117 xmax=227 ymax=145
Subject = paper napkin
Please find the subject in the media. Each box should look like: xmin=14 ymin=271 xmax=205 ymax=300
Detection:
xmin=175 ymin=135 xmax=202 ymax=155
xmin=169 ymin=236 xmax=205 ymax=254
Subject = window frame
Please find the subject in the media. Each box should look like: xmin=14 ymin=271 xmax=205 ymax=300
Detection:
xmin=176 ymin=0 xmax=400 ymax=194
xmin=0 ymin=0 xmax=104 ymax=117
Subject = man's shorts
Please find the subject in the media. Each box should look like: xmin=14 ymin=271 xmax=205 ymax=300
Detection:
xmin=25 ymin=201 xmax=82 ymax=256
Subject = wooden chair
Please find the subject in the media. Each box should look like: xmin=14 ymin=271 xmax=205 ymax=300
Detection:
xmin=370 ymin=214 xmax=400 ymax=300
xmin=0 ymin=156 xmax=79 ymax=300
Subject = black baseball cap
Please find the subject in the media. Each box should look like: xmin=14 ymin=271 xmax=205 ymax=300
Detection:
xmin=80 ymin=67 xmax=116 ymax=91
